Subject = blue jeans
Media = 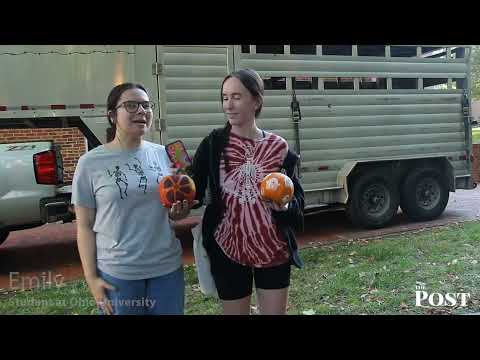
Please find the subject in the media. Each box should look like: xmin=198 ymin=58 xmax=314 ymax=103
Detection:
xmin=97 ymin=267 xmax=185 ymax=315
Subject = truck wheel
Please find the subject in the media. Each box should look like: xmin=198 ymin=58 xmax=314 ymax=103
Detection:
xmin=400 ymin=167 xmax=449 ymax=221
xmin=346 ymin=170 xmax=399 ymax=229
xmin=0 ymin=230 xmax=9 ymax=245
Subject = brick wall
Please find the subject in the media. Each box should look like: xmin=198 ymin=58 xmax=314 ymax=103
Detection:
xmin=0 ymin=128 xmax=87 ymax=183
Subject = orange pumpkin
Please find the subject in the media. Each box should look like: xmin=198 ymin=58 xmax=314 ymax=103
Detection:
xmin=260 ymin=172 xmax=294 ymax=205
xmin=158 ymin=174 xmax=196 ymax=208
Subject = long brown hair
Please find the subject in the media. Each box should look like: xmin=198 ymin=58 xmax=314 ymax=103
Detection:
xmin=219 ymin=69 xmax=265 ymax=172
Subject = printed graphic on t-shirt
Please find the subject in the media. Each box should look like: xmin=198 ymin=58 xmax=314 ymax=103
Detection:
xmin=147 ymin=160 xmax=164 ymax=184
xmin=106 ymin=165 xmax=129 ymax=199
xmin=104 ymin=152 xmax=167 ymax=200
xmin=223 ymin=141 xmax=262 ymax=204
xmin=125 ymin=157 xmax=148 ymax=193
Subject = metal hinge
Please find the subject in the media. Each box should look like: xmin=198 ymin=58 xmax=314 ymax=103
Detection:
xmin=152 ymin=62 xmax=163 ymax=76
xmin=154 ymin=118 xmax=166 ymax=131
xmin=158 ymin=118 xmax=167 ymax=132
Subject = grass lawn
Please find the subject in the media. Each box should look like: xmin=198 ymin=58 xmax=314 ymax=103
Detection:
xmin=473 ymin=127 xmax=480 ymax=144
xmin=1 ymin=221 xmax=480 ymax=315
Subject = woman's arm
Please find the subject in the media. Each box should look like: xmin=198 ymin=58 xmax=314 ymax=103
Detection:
xmin=75 ymin=205 xmax=115 ymax=314
xmin=187 ymin=135 xmax=210 ymax=209
xmin=75 ymin=206 xmax=97 ymax=280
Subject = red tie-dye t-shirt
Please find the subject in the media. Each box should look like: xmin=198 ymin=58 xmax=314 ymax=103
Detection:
xmin=213 ymin=131 xmax=290 ymax=268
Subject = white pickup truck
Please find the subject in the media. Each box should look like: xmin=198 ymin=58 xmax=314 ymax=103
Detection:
xmin=0 ymin=141 xmax=74 ymax=245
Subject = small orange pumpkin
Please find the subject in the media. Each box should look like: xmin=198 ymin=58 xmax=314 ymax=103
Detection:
xmin=158 ymin=174 xmax=196 ymax=208
xmin=260 ymin=172 xmax=294 ymax=205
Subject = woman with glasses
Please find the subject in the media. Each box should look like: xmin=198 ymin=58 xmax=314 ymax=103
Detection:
xmin=72 ymin=83 xmax=195 ymax=315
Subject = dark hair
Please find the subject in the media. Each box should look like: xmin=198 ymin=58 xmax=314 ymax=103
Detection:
xmin=219 ymin=68 xmax=265 ymax=172
xmin=106 ymin=82 xmax=148 ymax=142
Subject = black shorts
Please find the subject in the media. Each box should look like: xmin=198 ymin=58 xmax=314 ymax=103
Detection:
xmin=209 ymin=239 xmax=291 ymax=301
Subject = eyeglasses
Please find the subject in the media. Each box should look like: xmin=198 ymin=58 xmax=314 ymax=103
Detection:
xmin=116 ymin=101 xmax=155 ymax=113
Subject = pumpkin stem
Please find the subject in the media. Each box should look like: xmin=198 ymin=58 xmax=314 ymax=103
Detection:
xmin=175 ymin=167 xmax=186 ymax=175
xmin=184 ymin=165 xmax=194 ymax=177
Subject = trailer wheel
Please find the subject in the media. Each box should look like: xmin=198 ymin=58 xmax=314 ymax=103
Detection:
xmin=400 ymin=167 xmax=449 ymax=221
xmin=346 ymin=170 xmax=399 ymax=229
xmin=0 ymin=230 xmax=9 ymax=245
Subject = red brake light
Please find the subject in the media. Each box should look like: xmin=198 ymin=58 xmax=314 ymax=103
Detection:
xmin=34 ymin=150 xmax=58 ymax=185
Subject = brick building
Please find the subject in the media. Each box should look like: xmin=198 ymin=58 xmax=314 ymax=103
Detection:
xmin=0 ymin=128 xmax=87 ymax=183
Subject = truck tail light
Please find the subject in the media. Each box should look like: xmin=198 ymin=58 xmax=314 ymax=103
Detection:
xmin=33 ymin=150 xmax=58 ymax=185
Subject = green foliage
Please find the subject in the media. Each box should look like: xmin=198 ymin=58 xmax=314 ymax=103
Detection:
xmin=472 ymin=46 xmax=480 ymax=99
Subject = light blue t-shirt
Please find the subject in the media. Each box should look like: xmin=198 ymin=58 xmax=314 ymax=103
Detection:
xmin=72 ymin=141 xmax=182 ymax=280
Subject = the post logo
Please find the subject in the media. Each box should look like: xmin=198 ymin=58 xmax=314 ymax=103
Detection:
xmin=415 ymin=283 xmax=471 ymax=307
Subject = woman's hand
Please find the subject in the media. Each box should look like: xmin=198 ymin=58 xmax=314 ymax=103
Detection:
xmin=85 ymin=276 xmax=116 ymax=315
xmin=169 ymin=200 xmax=199 ymax=221
xmin=264 ymin=200 xmax=289 ymax=212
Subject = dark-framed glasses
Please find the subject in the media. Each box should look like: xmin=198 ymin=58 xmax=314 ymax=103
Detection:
xmin=116 ymin=101 xmax=155 ymax=113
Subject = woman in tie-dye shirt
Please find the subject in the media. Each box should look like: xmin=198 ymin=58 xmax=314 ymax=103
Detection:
xmin=190 ymin=69 xmax=305 ymax=315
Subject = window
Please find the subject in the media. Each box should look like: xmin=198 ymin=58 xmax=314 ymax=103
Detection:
xmin=256 ymin=45 xmax=284 ymax=54
xmin=360 ymin=77 xmax=387 ymax=89
xmin=421 ymin=47 xmax=447 ymax=59
xmin=241 ymin=45 xmax=250 ymax=53
xmin=392 ymin=78 xmax=418 ymax=89
xmin=422 ymin=78 xmax=466 ymax=90
xmin=451 ymin=47 xmax=466 ymax=59
xmin=263 ymin=77 xmax=286 ymax=90
xmin=293 ymin=76 xmax=318 ymax=90
xmin=423 ymin=78 xmax=448 ymax=90
xmin=453 ymin=78 xmax=466 ymax=89
xmin=323 ymin=77 xmax=354 ymax=89
xmin=357 ymin=46 xmax=385 ymax=57
xmin=290 ymin=45 xmax=317 ymax=55
xmin=322 ymin=45 xmax=352 ymax=56
xmin=390 ymin=46 xmax=417 ymax=57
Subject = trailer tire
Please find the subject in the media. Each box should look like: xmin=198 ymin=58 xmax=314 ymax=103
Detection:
xmin=346 ymin=170 xmax=399 ymax=229
xmin=400 ymin=167 xmax=449 ymax=221
xmin=0 ymin=230 xmax=9 ymax=245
